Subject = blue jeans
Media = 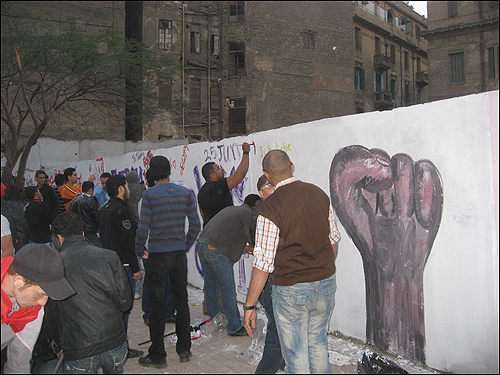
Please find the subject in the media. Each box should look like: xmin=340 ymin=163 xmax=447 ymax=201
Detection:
xmin=273 ymin=274 xmax=336 ymax=374
xmin=63 ymin=341 xmax=127 ymax=374
xmin=144 ymin=251 xmax=191 ymax=360
xmin=197 ymin=242 xmax=241 ymax=334
xmin=255 ymin=276 xmax=285 ymax=374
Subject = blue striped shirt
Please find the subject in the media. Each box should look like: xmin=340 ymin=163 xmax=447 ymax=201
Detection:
xmin=135 ymin=182 xmax=201 ymax=255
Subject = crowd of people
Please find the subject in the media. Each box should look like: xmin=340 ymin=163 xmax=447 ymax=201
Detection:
xmin=1 ymin=144 xmax=341 ymax=374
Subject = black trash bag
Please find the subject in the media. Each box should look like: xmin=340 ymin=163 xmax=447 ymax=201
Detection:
xmin=357 ymin=350 xmax=409 ymax=374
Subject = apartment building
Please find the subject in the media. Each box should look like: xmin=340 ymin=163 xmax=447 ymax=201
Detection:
xmin=353 ymin=1 xmax=429 ymax=113
xmin=423 ymin=1 xmax=499 ymax=102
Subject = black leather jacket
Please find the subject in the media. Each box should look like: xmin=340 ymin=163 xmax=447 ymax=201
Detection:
xmin=58 ymin=235 xmax=132 ymax=361
xmin=69 ymin=194 xmax=100 ymax=234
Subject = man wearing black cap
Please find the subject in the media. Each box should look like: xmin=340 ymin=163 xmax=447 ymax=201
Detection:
xmin=52 ymin=211 xmax=133 ymax=374
xmin=136 ymin=155 xmax=201 ymax=369
xmin=1 ymin=243 xmax=75 ymax=373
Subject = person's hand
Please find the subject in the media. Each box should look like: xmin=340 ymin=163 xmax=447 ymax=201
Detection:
xmin=243 ymin=245 xmax=254 ymax=255
xmin=242 ymin=142 xmax=251 ymax=153
xmin=142 ymin=250 xmax=149 ymax=260
xmin=133 ymin=271 xmax=142 ymax=281
xmin=243 ymin=309 xmax=256 ymax=338
xmin=87 ymin=175 xmax=96 ymax=183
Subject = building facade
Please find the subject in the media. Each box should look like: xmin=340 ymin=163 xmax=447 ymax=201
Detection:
xmin=423 ymin=1 xmax=499 ymax=102
xmin=353 ymin=1 xmax=429 ymax=113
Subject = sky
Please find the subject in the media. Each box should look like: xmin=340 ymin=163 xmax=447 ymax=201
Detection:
xmin=407 ymin=1 xmax=428 ymax=18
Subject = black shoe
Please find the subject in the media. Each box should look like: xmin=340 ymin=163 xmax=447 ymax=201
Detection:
xmin=228 ymin=326 xmax=248 ymax=336
xmin=138 ymin=354 xmax=167 ymax=369
xmin=179 ymin=351 xmax=192 ymax=363
xmin=165 ymin=314 xmax=177 ymax=324
xmin=127 ymin=348 xmax=144 ymax=358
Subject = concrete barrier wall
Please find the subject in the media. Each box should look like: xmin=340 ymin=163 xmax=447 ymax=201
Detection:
xmin=22 ymin=90 xmax=499 ymax=373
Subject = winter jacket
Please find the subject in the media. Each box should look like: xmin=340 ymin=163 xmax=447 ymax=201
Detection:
xmin=57 ymin=235 xmax=132 ymax=361
xmin=25 ymin=199 xmax=52 ymax=243
xmin=99 ymin=197 xmax=140 ymax=273
xmin=69 ymin=193 xmax=100 ymax=234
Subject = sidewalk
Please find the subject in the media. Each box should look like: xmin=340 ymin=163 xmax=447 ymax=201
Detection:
xmin=124 ymin=285 xmax=441 ymax=374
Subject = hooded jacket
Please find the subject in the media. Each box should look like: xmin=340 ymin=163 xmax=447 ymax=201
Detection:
xmin=58 ymin=235 xmax=132 ymax=361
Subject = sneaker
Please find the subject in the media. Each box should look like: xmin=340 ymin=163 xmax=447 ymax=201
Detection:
xmin=179 ymin=351 xmax=192 ymax=363
xmin=134 ymin=293 xmax=141 ymax=300
xmin=138 ymin=354 xmax=167 ymax=369
xmin=127 ymin=348 xmax=144 ymax=358
xmin=228 ymin=326 xmax=248 ymax=336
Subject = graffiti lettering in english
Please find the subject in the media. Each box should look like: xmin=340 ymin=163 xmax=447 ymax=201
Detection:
xmin=203 ymin=144 xmax=240 ymax=163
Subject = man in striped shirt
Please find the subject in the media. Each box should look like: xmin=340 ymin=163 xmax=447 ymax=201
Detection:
xmin=243 ymin=149 xmax=340 ymax=374
xmin=135 ymin=155 xmax=201 ymax=369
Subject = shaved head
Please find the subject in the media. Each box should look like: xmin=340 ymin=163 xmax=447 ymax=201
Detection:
xmin=262 ymin=150 xmax=292 ymax=178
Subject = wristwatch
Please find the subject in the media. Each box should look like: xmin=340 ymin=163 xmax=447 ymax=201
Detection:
xmin=243 ymin=151 xmax=250 ymax=155
xmin=243 ymin=305 xmax=255 ymax=311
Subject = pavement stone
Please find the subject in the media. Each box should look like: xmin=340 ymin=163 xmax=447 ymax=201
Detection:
xmin=124 ymin=284 xmax=441 ymax=374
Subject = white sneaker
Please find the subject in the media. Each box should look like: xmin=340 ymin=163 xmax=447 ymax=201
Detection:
xmin=134 ymin=293 xmax=141 ymax=300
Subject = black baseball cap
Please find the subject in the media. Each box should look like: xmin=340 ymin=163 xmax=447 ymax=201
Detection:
xmin=12 ymin=243 xmax=75 ymax=300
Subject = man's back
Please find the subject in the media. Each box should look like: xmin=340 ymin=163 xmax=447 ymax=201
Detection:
xmin=136 ymin=183 xmax=200 ymax=254
xmin=197 ymin=178 xmax=233 ymax=225
xmin=198 ymin=204 xmax=252 ymax=264
xmin=69 ymin=194 xmax=99 ymax=234
xmin=58 ymin=235 xmax=131 ymax=361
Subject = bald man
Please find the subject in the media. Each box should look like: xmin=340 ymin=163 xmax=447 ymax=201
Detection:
xmin=243 ymin=149 xmax=341 ymax=374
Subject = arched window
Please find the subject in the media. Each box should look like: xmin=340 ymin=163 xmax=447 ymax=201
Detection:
xmin=387 ymin=9 xmax=395 ymax=25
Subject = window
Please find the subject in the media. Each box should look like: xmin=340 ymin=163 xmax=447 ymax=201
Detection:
xmin=355 ymin=66 xmax=365 ymax=91
xmin=448 ymin=1 xmax=458 ymax=17
xmin=210 ymin=84 xmax=219 ymax=110
xmin=158 ymin=20 xmax=172 ymax=50
xmin=355 ymin=27 xmax=361 ymax=51
xmin=375 ymin=72 xmax=384 ymax=92
xmin=159 ymin=84 xmax=172 ymax=108
xmin=417 ymin=57 xmax=421 ymax=72
xmin=190 ymin=24 xmax=201 ymax=54
xmin=488 ymin=47 xmax=496 ymax=79
xmin=415 ymin=25 xmax=421 ymax=39
xmin=450 ymin=52 xmax=465 ymax=83
xmin=190 ymin=78 xmax=201 ymax=108
xmin=404 ymin=81 xmax=410 ymax=104
xmin=404 ymin=51 xmax=409 ymax=71
xmin=390 ymin=44 xmax=396 ymax=64
xmin=417 ymin=88 xmax=422 ymax=104
xmin=303 ymin=31 xmax=316 ymax=49
xmin=375 ymin=37 xmax=381 ymax=55
xmin=228 ymin=98 xmax=246 ymax=135
xmin=390 ymin=78 xmax=397 ymax=101
xmin=387 ymin=9 xmax=395 ymax=25
xmin=229 ymin=1 xmax=245 ymax=22
xmin=229 ymin=42 xmax=245 ymax=76
xmin=211 ymin=26 xmax=220 ymax=56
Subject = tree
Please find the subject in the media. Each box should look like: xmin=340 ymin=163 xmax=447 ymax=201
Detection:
xmin=1 ymin=3 xmax=176 ymax=186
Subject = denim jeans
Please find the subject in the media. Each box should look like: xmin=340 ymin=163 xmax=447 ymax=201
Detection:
xmin=255 ymin=276 xmax=285 ymax=374
xmin=142 ymin=258 xmax=175 ymax=322
xmin=273 ymin=274 xmax=336 ymax=374
xmin=144 ymin=251 xmax=191 ymax=360
xmin=197 ymin=242 xmax=241 ymax=334
xmin=64 ymin=341 xmax=127 ymax=374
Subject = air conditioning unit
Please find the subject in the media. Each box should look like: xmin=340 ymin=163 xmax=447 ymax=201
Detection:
xmin=161 ymin=20 xmax=171 ymax=29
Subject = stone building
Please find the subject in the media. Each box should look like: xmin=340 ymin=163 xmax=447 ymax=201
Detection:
xmin=423 ymin=1 xmax=499 ymax=102
xmin=353 ymin=1 xmax=429 ymax=113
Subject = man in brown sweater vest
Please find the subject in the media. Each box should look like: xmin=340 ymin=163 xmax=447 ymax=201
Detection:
xmin=243 ymin=149 xmax=341 ymax=374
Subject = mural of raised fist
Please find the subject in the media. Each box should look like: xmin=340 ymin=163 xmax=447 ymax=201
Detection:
xmin=329 ymin=145 xmax=443 ymax=363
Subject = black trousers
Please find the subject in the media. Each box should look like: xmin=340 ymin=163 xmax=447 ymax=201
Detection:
xmin=145 ymin=251 xmax=191 ymax=359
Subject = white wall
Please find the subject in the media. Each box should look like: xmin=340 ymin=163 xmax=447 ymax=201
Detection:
xmin=21 ymin=91 xmax=499 ymax=373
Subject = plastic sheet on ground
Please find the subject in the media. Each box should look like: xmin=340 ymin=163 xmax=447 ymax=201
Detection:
xmin=236 ymin=317 xmax=267 ymax=366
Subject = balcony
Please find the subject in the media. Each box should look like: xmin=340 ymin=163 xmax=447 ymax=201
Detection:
xmin=374 ymin=53 xmax=394 ymax=71
xmin=416 ymin=71 xmax=429 ymax=87
xmin=374 ymin=91 xmax=396 ymax=110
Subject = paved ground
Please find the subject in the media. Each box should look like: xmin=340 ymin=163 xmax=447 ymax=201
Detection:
xmin=124 ymin=285 xmax=442 ymax=374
